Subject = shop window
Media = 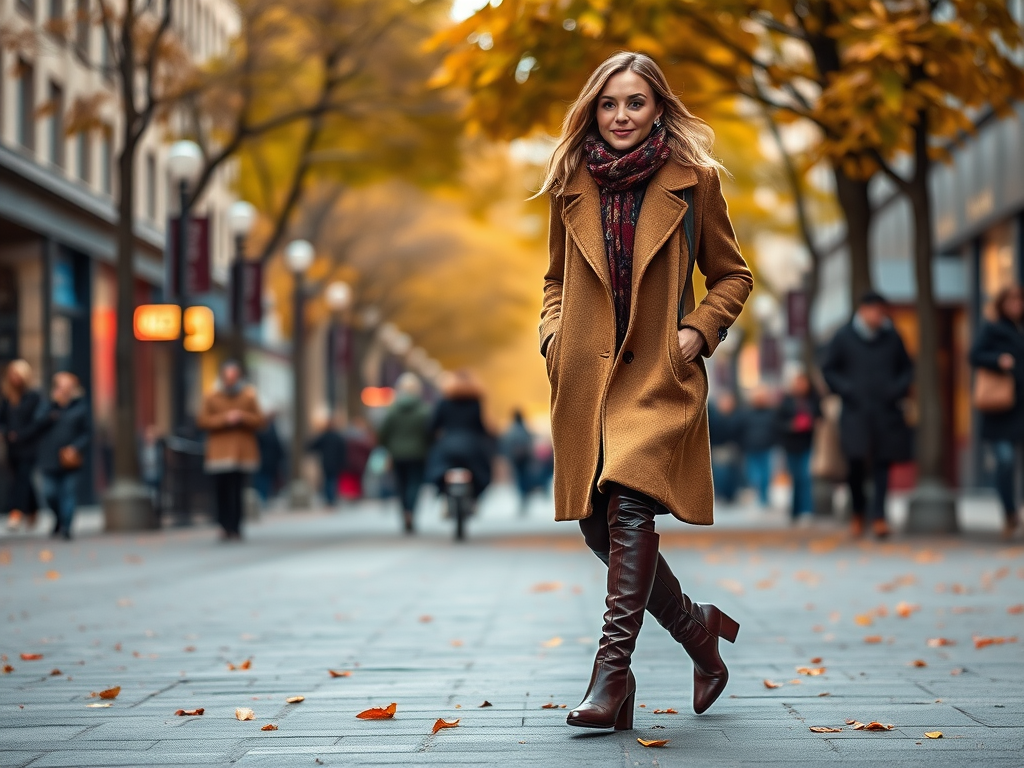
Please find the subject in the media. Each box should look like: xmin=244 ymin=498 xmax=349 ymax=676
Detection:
xmin=17 ymin=59 xmax=34 ymax=152
xmin=49 ymin=81 xmax=65 ymax=169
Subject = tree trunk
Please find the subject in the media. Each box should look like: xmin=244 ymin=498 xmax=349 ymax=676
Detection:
xmin=907 ymin=117 xmax=943 ymax=485
xmin=833 ymin=168 xmax=874 ymax=306
xmin=113 ymin=131 xmax=140 ymax=483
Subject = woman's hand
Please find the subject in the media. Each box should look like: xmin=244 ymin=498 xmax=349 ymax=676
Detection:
xmin=677 ymin=328 xmax=704 ymax=362
xmin=998 ymin=353 xmax=1015 ymax=371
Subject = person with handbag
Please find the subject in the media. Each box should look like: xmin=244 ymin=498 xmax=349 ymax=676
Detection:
xmin=969 ymin=284 xmax=1024 ymax=540
xmin=0 ymin=360 xmax=44 ymax=532
xmin=539 ymin=52 xmax=752 ymax=731
xmin=33 ymin=372 xmax=90 ymax=540
xmin=822 ymin=291 xmax=914 ymax=539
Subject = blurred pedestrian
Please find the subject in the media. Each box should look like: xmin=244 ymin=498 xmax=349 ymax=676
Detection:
xmin=339 ymin=418 xmax=374 ymax=500
xmin=378 ymin=373 xmax=431 ymax=533
xmin=1 ymin=360 xmax=42 ymax=532
xmin=969 ymin=284 xmax=1024 ymax=540
xmin=777 ymin=371 xmax=821 ymax=526
xmin=139 ymin=425 xmax=164 ymax=507
xmin=196 ymin=361 xmax=263 ymax=541
xmin=738 ymin=387 xmax=778 ymax=508
xmin=426 ymin=370 xmax=492 ymax=501
xmin=501 ymin=410 xmax=535 ymax=514
xmin=33 ymin=372 xmax=90 ymax=540
xmin=822 ymin=291 xmax=913 ymax=539
xmin=538 ymin=53 xmax=752 ymax=729
xmin=708 ymin=392 xmax=741 ymax=502
xmin=253 ymin=413 xmax=285 ymax=504
xmin=308 ymin=415 xmax=347 ymax=508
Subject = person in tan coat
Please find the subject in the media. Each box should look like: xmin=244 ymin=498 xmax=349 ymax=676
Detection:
xmin=196 ymin=361 xmax=263 ymax=540
xmin=539 ymin=53 xmax=753 ymax=731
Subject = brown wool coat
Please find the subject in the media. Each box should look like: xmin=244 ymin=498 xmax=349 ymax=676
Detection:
xmin=196 ymin=385 xmax=264 ymax=473
xmin=540 ymin=160 xmax=753 ymax=524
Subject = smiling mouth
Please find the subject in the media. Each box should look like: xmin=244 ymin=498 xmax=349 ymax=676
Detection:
xmin=612 ymin=129 xmax=634 ymax=137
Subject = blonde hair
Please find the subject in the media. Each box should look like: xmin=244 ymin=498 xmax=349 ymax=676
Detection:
xmin=539 ymin=52 xmax=725 ymax=197
xmin=2 ymin=359 xmax=33 ymax=403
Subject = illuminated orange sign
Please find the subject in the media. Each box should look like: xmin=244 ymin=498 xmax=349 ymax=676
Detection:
xmin=134 ymin=304 xmax=181 ymax=341
xmin=183 ymin=306 xmax=215 ymax=352
xmin=361 ymin=387 xmax=395 ymax=408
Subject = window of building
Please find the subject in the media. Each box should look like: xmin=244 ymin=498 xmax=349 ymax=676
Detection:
xmin=145 ymin=151 xmax=157 ymax=221
xmin=49 ymin=81 xmax=65 ymax=169
xmin=17 ymin=0 xmax=35 ymax=19
xmin=76 ymin=132 xmax=91 ymax=184
xmin=17 ymin=59 xmax=35 ymax=152
xmin=75 ymin=0 xmax=89 ymax=59
xmin=100 ymin=127 xmax=112 ymax=195
xmin=48 ymin=0 xmax=65 ymax=44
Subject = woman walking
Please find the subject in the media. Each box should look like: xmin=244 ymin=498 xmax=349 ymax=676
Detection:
xmin=969 ymin=285 xmax=1024 ymax=540
xmin=196 ymin=361 xmax=263 ymax=541
xmin=1 ymin=361 xmax=43 ymax=532
xmin=539 ymin=52 xmax=753 ymax=730
xmin=34 ymin=372 xmax=90 ymax=540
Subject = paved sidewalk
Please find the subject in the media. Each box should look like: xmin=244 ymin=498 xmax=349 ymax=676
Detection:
xmin=1 ymin=487 xmax=1022 ymax=767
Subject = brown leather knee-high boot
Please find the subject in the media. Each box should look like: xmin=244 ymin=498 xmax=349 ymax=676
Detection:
xmin=567 ymin=487 xmax=659 ymax=730
xmin=646 ymin=555 xmax=739 ymax=714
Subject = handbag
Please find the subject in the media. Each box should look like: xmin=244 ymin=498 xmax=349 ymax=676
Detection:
xmin=58 ymin=445 xmax=83 ymax=470
xmin=972 ymin=367 xmax=1015 ymax=413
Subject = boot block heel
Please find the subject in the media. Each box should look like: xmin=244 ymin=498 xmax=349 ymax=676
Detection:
xmin=614 ymin=689 xmax=635 ymax=731
xmin=707 ymin=606 xmax=740 ymax=644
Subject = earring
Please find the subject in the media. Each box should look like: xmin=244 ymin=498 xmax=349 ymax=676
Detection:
xmin=654 ymin=118 xmax=662 ymax=128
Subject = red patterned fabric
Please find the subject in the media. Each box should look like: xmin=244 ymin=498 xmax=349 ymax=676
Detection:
xmin=584 ymin=126 xmax=671 ymax=352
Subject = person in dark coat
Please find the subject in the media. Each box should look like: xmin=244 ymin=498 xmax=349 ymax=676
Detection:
xmin=253 ymin=414 xmax=285 ymax=503
xmin=308 ymin=416 xmax=347 ymax=508
xmin=707 ymin=392 xmax=741 ymax=502
xmin=378 ymin=373 xmax=432 ymax=533
xmin=1 ymin=360 xmax=43 ymax=532
xmin=822 ymin=291 xmax=914 ymax=539
xmin=501 ymin=409 xmax=535 ymax=515
xmin=33 ymin=372 xmax=91 ymax=540
xmin=426 ymin=370 xmax=492 ymax=500
xmin=968 ymin=284 xmax=1024 ymax=540
xmin=776 ymin=371 xmax=821 ymax=525
xmin=737 ymin=387 xmax=778 ymax=508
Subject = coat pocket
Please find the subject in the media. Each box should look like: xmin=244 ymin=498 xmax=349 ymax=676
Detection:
xmin=545 ymin=332 xmax=562 ymax=380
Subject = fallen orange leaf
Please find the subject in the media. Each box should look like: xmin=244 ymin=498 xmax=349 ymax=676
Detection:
xmin=356 ymin=703 xmax=397 ymax=720
xmin=235 ymin=708 xmax=256 ymax=721
xmin=1008 ymin=604 xmax=1024 ymax=615
xmin=809 ymin=726 xmax=843 ymax=733
xmin=973 ymin=635 xmax=1018 ymax=649
xmin=3 ymin=664 xmax=14 ymax=673
xmin=926 ymin=638 xmax=955 ymax=647
xmin=763 ymin=679 xmax=783 ymax=689
xmin=175 ymin=708 xmax=204 ymax=716
xmin=418 ymin=615 xmax=433 ymax=623
xmin=540 ymin=703 xmax=563 ymax=709
xmin=854 ymin=614 xmax=873 ymax=626
xmin=864 ymin=635 xmax=883 ymax=644
xmin=479 ymin=701 xmax=492 ymax=707
xmin=328 ymin=669 xmax=352 ymax=678
xmin=911 ymin=660 xmax=928 ymax=667
xmin=45 ymin=570 xmax=60 ymax=580
xmin=286 ymin=696 xmax=305 ymax=704
xmin=924 ymin=731 xmax=943 ymax=739
xmin=450 ymin=640 xmax=464 ymax=647
xmin=849 ymin=720 xmax=894 ymax=731
xmin=39 ymin=549 xmax=54 ymax=562
xmin=20 ymin=653 xmax=43 ymax=661
xmin=93 ymin=686 xmax=120 ymax=700
xmin=50 ymin=669 xmax=62 ymax=676
xmin=637 ymin=738 xmax=670 ymax=747
xmin=796 ymin=666 xmax=826 ymax=676
xmin=896 ymin=601 xmax=920 ymax=618
xmin=653 ymin=708 xmax=678 ymax=714
xmin=261 ymin=724 xmax=278 ymax=731
xmin=431 ymin=718 xmax=460 ymax=734
xmin=530 ymin=581 xmax=562 ymax=593
xmin=540 ymin=637 xmax=562 ymax=648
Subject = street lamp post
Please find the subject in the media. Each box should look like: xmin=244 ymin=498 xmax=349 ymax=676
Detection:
xmin=227 ymin=201 xmax=257 ymax=363
xmin=167 ymin=140 xmax=203 ymax=437
xmin=285 ymin=239 xmax=315 ymax=509
xmin=325 ymin=281 xmax=352 ymax=423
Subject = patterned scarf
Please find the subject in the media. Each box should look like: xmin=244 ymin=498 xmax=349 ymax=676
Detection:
xmin=584 ymin=125 xmax=671 ymax=352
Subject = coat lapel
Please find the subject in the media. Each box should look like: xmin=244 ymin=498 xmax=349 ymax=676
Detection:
xmin=562 ymin=163 xmax=611 ymax=294
xmin=631 ymin=162 xmax=698 ymax=301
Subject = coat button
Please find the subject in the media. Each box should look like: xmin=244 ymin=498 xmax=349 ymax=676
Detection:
xmin=623 ymin=351 xmax=634 ymax=364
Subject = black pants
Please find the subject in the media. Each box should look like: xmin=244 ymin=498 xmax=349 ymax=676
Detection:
xmin=393 ymin=459 xmax=425 ymax=514
xmin=578 ymin=483 xmax=659 ymax=562
xmin=847 ymin=457 xmax=890 ymax=522
xmin=6 ymin=455 xmax=39 ymax=515
xmin=214 ymin=471 xmax=246 ymax=535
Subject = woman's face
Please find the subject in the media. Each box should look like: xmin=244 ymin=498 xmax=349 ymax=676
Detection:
xmin=595 ymin=70 xmax=663 ymax=152
xmin=1003 ymin=289 xmax=1024 ymax=322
